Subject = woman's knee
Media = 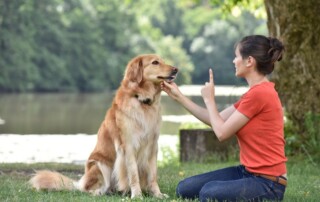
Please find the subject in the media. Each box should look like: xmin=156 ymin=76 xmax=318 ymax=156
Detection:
xmin=199 ymin=182 xmax=222 ymax=202
xmin=176 ymin=178 xmax=197 ymax=199
xmin=176 ymin=179 xmax=188 ymax=197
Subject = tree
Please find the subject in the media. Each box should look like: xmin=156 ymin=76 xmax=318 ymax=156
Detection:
xmin=188 ymin=11 xmax=266 ymax=85
xmin=264 ymin=0 xmax=320 ymax=158
xmin=0 ymin=0 xmax=39 ymax=92
xmin=0 ymin=0 xmax=147 ymax=92
xmin=127 ymin=0 xmax=195 ymax=85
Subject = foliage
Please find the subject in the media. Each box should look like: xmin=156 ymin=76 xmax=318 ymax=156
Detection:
xmin=158 ymin=145 xmax=180 ymax=167
xmin=0 ymin=0 xmax=266 ymax=92
xmin=285 ymin=112 xmax=320 ymax=163
xmin=209 ymin=0 xmax=266 ymax=18
xmin=0 ymin=0 xmax=137 ymax=92
xmin=140 ymin=0 xmax=267 ymax=85
xmin=127 ymin=0 xmax=195 ymax=85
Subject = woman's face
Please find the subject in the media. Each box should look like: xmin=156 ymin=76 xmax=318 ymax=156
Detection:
xmin=233 ymin=46 xmax=248 ymax=78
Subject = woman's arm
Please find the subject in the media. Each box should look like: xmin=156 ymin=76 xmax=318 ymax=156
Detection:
xmin=205 ymin=99 xmax=249 ymax=141
xmin=161 ymin=81 xmax=236 ymax=125
xmin=161 ymin=81 xmax=210 ymax=125
xmin=201 ymin=69 xmax=249 ymax=141
xmin=220 ymin=105 xmax=237 ymax=121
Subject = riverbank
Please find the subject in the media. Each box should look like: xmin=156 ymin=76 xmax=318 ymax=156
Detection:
xmin=0 ymin=134 xmax=178 ymax=164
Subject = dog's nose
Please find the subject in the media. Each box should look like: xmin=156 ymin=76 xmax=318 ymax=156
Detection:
xmin=172 ymin=67 xmax=178 ymax=74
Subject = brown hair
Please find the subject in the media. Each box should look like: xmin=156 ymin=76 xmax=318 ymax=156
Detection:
xmin=236 ymin=35 xmax=285 ymax=75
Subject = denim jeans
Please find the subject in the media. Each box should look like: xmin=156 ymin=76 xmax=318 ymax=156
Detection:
xmin=176 ymin=165 xmax=286 ymax=202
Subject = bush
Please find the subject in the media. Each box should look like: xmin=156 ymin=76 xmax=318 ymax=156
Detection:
xmin=284 ymin=112 xmax=320 ymax=163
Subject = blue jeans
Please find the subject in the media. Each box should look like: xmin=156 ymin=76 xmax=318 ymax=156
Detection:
xmin=176 ymin=165 xmax=286 ymax=202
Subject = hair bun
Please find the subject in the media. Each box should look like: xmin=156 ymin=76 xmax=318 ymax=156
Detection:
xmin=268 ymin=37 xmax=285 ymax=62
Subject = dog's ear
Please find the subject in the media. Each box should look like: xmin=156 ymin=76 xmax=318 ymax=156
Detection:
xmin=125 ymin=56 xmax=144 ymax=83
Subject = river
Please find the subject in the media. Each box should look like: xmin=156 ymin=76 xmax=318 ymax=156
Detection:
xmin=0 ymin=85 xmax=247 ymax=163
xmin=0 ymin=85 xmax=247 ymax=135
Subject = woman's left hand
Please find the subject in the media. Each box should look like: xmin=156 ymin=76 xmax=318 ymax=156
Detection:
xmin=201 ymin=69 xmax=215 ymax=103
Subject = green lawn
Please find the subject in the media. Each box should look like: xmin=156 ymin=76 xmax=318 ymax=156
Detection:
xmin=0 ymin=159 xmax=319 ymax=202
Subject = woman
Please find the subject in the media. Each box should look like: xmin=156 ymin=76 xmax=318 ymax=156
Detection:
xmin=161 ymin=35 xmax=287 ymax=201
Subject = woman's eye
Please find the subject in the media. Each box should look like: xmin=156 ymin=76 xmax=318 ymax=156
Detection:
xmin=152 ymin=61 xmax=159 ymax=65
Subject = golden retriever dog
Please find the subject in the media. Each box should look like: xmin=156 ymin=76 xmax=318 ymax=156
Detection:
xmin=29 ymin=54 xmax=178 ymax=199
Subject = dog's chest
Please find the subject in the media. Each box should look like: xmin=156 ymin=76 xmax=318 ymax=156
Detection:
xmin=117 ymin=96 xmax=161 ymax=133
xmin=132 ymin=103 xmax=161 ymax=132
xmin=119 ymin=102 xmax=161 ymax=150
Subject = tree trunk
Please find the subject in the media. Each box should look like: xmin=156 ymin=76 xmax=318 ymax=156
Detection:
xmin=264 ymin=0 xmax=320 ymax=137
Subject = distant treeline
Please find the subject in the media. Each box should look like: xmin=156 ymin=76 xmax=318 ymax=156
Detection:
xmin=0 ymin=0 xmax=266 ymax=92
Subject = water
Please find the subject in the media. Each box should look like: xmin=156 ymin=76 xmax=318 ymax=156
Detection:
xmin=0 ymin=86 xmax=246 ymax=135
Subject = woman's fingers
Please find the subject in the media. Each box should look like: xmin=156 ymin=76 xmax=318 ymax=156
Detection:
xmin=162 ymin=81 xmax=170 ymax=87
xmin=161 ymin=81 xmax=171 ymax=91
xmin=161 ymin=81 xmax=177 ymax=93
xmin=209 ymin=69 xmax=214 ymax=84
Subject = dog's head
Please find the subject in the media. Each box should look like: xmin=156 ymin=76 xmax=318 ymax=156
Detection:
xmin=124 ymin=54 xmax=178 ymax=84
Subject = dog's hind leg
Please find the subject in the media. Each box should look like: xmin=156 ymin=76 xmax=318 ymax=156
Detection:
xmin=76 ymin=161 xmax=112 ymax=195
xmin=94 ymin=161 xmax=112 ymax=195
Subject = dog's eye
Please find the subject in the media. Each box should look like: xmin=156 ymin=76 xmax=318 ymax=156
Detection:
xmin=152 ymin=61 xmax=159 ymax=65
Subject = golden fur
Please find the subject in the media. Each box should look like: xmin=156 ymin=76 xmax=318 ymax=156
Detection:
xmin=29 ymin=54 xmax=178 ymax=199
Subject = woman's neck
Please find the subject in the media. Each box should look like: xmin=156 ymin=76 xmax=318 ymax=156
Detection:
xmin=246 ymin=74 xmax=269 ymax=87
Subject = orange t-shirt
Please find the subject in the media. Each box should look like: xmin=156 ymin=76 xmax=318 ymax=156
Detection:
xmin=234 ymin=82 xmax=287 ymax=176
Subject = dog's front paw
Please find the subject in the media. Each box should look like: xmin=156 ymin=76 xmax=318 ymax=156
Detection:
xmin=130 ymin=185 xmax=143 ymax=199
xmin=130 ymin=191 xmax=143 ymax=199
xmin=154 ymin=192 xmax=169 ymax=199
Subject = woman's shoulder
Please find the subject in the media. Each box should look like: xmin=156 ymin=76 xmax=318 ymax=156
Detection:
xmin=241 ymin=82 xmax=276 ymax=103
xmin=248 ymin=82 xmax=275 ymax=94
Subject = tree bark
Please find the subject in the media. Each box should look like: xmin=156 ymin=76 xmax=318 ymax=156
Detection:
xmin=264 ymin=0 xmax=320 ymax=136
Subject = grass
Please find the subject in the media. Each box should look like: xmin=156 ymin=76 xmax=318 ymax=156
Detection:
xmin=0 ymin=159 xmax=319 ymax=202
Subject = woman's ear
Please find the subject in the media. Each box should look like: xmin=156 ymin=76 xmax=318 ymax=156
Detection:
xmin=246 ymin=56 xmax=256 ymax=67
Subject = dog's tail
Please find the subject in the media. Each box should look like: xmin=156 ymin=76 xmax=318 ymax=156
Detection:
xmin=29 ymin=170 xmax=77 ymax=191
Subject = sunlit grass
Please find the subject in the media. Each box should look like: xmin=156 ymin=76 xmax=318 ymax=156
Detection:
xmin=0 ymin=159 xmax=319 ymax=201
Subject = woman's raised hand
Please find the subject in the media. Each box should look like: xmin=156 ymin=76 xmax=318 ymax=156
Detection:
xmin=201 ymin=69 xmax=215 ymax=103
